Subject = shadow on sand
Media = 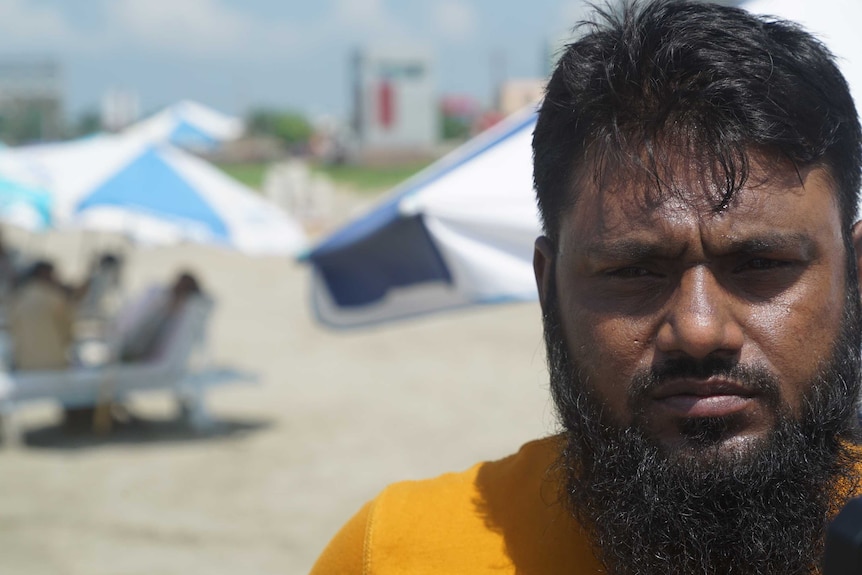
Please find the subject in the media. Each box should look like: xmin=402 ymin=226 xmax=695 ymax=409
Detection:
xmin=16 ymin=412 xmax=272 ymax=451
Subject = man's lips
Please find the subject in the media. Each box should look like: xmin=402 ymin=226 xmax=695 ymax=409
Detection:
xmin=650 ymin=378 xmax=758 ymax=418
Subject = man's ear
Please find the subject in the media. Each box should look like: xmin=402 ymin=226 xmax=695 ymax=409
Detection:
xmin=533 ymin=236 xmax=555 ymax=313
xmin=853 ymin=221 xmax=862 ymax=298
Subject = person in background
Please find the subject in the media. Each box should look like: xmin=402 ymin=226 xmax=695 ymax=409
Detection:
xmin=8 ymin=260 xmax=73 ymax=371
xmin=0 ymin=231 xmax=20 ymax=301
xmin=74 ymin=252 xmax=123 ymax=321
xmin=115 ymin=271 xmax=203 ymax=363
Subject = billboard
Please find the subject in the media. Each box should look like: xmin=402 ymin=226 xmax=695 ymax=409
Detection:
xmin=354 ymin=46 xmax=437 ymax=151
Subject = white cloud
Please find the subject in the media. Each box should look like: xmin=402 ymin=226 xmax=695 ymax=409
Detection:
xmin=0 ymin=0 xmax=303 ymax=60
xmin=102 ymin=0 xmax=308 ymax=58
xmin=431 ymin=0 xmax=478 ymax=43
xmin=334 ymin=0 xmax=388 ymax=26
xmin=326 ymin=0 xmax=413 ymax=45
xmin=0 ymin=0 xmax=416 ymax=65
xmin=104 ymin=0 xmax=248 ymax=56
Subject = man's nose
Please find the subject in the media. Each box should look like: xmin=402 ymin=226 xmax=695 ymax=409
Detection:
xmin=654 ymin=266 xmax=744 ymax=360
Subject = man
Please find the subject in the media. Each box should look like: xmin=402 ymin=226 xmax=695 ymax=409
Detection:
xmin=8 ymin=260 xmax=92 ymax=429
xmin=115 ymin=271 xmax=203 ymax=362
xmin=75 ymin=252 xmax=123 ymax=324
xmin=311 ymin=1 xmax=862 ymax=573
xmin=8 ymin=260 xmax=73 ymax=371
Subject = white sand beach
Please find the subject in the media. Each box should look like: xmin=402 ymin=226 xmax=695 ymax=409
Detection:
xmin=0 ymin=228 xmax=556 ymax=574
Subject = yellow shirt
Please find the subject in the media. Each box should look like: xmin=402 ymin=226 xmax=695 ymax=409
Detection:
xmin=310 ymin=436 xmax=604 ymax=574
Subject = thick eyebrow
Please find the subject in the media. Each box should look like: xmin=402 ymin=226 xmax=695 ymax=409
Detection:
xmin=583 ymin=232 xmax=819 ymax=262
xmin=584 ymin=239 xmax=681 ymax=262
xmin=719 ymin=233 xmax=818 ymax=258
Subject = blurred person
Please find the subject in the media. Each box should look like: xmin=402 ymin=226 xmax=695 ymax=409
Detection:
xmin=114 ymin=271 xmax=204 ymax=363
xmin=74 ymin=271 xmax=204 ymax=432
xmin=8 ymin=260 xmax=73 ymax=371
xmin=9 ymin=260 xmax=101 ymax=431
xmin=311 ymin=2 xmax=862 ymax=574
xmin=0 ymin=231 xmax=17 ymax=299
xmin=75 ymin=252 xmax=123 ymax=317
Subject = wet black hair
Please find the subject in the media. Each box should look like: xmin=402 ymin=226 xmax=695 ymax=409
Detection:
xmin=533 ymin=0 xmax=862 ymax=245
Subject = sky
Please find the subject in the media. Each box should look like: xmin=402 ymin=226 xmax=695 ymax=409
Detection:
xmin=0 ymin=0 xmax=600 ymax=123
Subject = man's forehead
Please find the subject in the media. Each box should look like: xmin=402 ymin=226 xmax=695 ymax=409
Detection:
xmin=565 ymin=152 xmax=838 ymax=231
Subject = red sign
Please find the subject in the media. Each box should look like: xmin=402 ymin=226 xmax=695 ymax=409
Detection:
xmin=378 ymin=80 xmax=395 ymax=130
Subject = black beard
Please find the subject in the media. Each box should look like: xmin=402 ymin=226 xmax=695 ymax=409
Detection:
xmin=544 ymin=265 xmax=862 ymax=575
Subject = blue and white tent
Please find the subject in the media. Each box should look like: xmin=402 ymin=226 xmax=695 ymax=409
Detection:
xmin=0 ymin=175 xmax=52 ymax=231
xmin=0 ymin=151 xmax=56 ymax=232
xmin=123 ymin=100 xmax=244 ymax=153
xmin=306 ymin=106 xmax=541 ymax=328
xmin=0 ymin=133 xmax=306 ymax=256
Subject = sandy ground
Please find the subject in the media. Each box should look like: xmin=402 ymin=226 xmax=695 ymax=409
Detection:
xmin=0 ymin=225 xmax=556 ymax=574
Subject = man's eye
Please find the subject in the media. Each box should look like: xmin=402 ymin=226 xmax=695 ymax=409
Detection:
xmin=736 ymin=258 xmax=789 ymax=272
xmin=607 ymin=267 xmax=655 ymax=278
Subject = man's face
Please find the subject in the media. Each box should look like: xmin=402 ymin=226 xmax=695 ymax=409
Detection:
xmin=535 ymin=157 xmax=856 ymax=455
xmin=534 ymin=156 xmax=862 ymax=574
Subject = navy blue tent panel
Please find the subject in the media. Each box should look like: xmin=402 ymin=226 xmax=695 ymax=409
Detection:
xmin=310 ymin=195 xmax=403 ymax=258
xmin=313 ymin=214 xmax=451 ymax=307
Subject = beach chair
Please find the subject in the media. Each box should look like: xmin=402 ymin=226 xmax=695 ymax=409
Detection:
xmin=0 ymin=295 xmax=220 ymax=444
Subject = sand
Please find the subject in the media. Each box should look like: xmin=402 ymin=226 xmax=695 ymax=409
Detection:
xmin=0 ymin=228 xmax=556 ymax=574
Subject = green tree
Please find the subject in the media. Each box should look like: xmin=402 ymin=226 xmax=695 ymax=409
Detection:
xmin=73 ymin=110 xmax=101 ymax=138
xmin=0 ymin=99 xmax=62 ymax=144
xmin=247 ymin=109 xmax=312 ymax=149
xmin=441 ymin=115 xmax=470 ymax=141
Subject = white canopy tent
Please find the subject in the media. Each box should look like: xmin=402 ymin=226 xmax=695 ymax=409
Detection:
xmin=123 ymin=100 xmax=245 ymax=153
xmin=306 ymin=106 xmax=541 ymax=328
xmin=0 ymin=133 xmax=306 ymax=256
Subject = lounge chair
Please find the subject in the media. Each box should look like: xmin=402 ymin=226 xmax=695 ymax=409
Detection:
xmin=0 ymin=295 xmax=239 ymax=444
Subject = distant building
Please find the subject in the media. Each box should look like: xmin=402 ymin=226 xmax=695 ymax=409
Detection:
xmin=353 ymin=46 xmax=437 ymax=162
xmin=0 ymin=57 xmax=62 ymax=144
